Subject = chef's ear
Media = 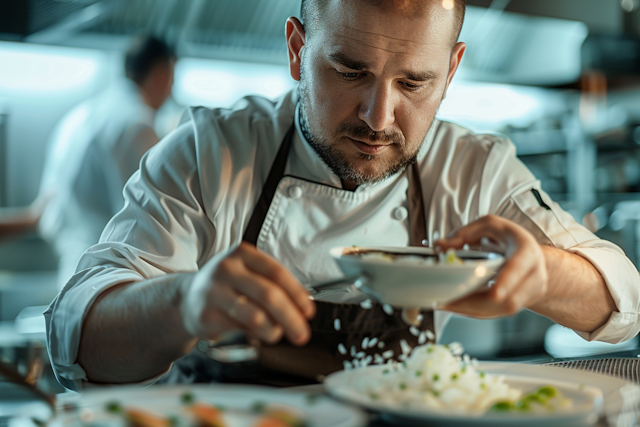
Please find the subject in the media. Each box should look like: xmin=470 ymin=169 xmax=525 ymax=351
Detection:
xmin=286 ymin=17 xmax=306 ymax=82
xmin=442 ymin=42 xmax=466 ymax=99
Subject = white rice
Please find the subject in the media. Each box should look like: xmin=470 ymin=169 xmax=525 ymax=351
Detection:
xmin=409 ymin=326 xmax=420 ymax=337
xmin=383 ymin=304 xmax=394 ymax=315
xmin=334 ymin=318 xmax=341 ymax=331
xmin=360 ymin=299 xmax=373 ymax=309
xmin=362 ymin=337 xmax=370 ymax=349
xmin=418 ymin=331 xmax=427 ymax=345
xmin=355 ymin=351 xmax=366 ymax=359
xmin=382 ymin=350 xmax=394 ymax=359
xmin=425 ymin=330 xmax=435 ymax=341
xmin=400 ymin=339 xmax=412 ymax=355
xmin=338 ymin=343 xmax=347 ymax=355
xmin=378 ymin=341 xmax=385 ymax=349
xmin=369 ymin=337 xmax=379 ymax=348
xmin=343 ymin=360 xmax=353 ymax=370
xmin=350 ymin=343 xmax=524 ymax=414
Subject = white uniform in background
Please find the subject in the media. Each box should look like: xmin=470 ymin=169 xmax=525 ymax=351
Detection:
xmin=38 ymin=80 xmax=159 ymax=289
xmin=45 ymin=90 xmax=640 ymax=391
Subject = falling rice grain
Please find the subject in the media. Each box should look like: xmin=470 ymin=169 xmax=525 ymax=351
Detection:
xmin=383 ymin=304 xmax=394 ymax=316
xmin=409 ymin=326 xmax=420 ymax=336
xmin=378 ymin=341 xmax=385 ymax=349
xmin=355 ymin=351 xmax=366 ymax=359
xmin=360 ymin=299 xmax=373 ymax=309
xmin=400 ymin=339 xmax=412 ymax=355
xmin=382 ymin=350 xmax=394 ymax=359
xmin=374 ymin=354 xmax=384 ymax=364
xmin=425 ymin=330 xmax=435 ymax=341
xmin=368 ymin=337 xmax=378 ymax=348
xmin=338 ymin=343 xmax=347 ymax=355
xmin=418 ymin=331 xmax=427 ymax=345
xmin=362 ymin=355 xmax=373 ymax=367
xmin=334 ymin=318 xmax=341 ymax=331
xmin=350 ymin=345 xmax=357 ymax=357
xmin=343 ymin=360 xmax=353 ymax=370
xmin=362 ymin=337 xmax=370 ymax=349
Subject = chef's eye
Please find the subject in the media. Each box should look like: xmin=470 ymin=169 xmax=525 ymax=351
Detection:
xmin=337 ymin=71 xmax=360 ymax=80
xmin=402 ymin=81 xmax=422 ymax=92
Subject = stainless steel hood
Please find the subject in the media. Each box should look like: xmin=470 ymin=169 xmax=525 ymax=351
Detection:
xmin=8 ymin=0 xmax=635 ymax=85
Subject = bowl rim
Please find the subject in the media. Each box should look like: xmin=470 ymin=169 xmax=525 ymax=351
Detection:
xmin=330 ymin=245 xmax=505 ymax=269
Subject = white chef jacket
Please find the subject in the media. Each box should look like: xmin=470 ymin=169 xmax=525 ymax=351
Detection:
xmin=38 ymin=80 xmax=159 ymax=289
xmin=45 ymin=89 xmax=640 ymax=391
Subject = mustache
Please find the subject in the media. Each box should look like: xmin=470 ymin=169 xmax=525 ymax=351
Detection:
xmin=334 ymin=123 xmax=405 ymax=145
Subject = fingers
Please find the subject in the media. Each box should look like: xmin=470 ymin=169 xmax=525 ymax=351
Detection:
xmin=434 ymin=215 xmax=522 ymax=253
xmin=228 ymin=268 xmax=311 ymax=346
xmin=236 ymin=243 xmax=316 ymax=319
xmin=442 ymin=256 xmax=547 ymax=317
xmin=213 ymin=285 xmax=284 ymax=344
xmin=435 ymin=215 xmax=548 ymax=318
xmin=195 ymin=242 xmax=314 ymax=347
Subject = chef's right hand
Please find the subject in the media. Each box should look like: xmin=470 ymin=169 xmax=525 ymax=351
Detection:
xmin=180 ymin=242 xmax=316 ymax=346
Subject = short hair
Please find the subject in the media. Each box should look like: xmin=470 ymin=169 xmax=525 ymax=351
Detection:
xmin=300 ymin=0 xmax=466 ymax=48
xmin=125 ymin=35 xmax=176 ymax=85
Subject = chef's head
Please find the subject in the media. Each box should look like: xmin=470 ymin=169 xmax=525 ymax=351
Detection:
xmin=125 ymin=35 xmax=176 ymax=111
xmin=287 ymin=0 xmax=466 ymax=188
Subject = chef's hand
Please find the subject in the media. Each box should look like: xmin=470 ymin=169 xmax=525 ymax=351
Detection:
xmin=434 ymin=215 xmax=548 ymax=318
xmin=180 ymin=242 xmax=316 ymax=346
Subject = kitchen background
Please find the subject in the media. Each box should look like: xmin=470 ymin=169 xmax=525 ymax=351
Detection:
xmin=1 ymin=0 xmax=640 ymax=380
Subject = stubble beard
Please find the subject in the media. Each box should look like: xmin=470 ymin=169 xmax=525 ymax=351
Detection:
xmin=298 ymin=75 xmax=433 ymax=187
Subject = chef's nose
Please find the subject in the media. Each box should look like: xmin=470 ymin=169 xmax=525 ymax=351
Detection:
xmin=358 ymin=82 xmax=396 ymax=132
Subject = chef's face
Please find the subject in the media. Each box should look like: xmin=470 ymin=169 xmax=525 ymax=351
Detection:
xmin=287 ymin=0 xmax=465 ymax=188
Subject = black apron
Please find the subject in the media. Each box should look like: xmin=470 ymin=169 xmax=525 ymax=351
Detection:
xmin=161 ymin=124 xmax=435 ymax=386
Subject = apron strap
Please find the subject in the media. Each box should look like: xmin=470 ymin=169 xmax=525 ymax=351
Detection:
xmin=243 ymin=124 xmax=296 ymax=245
xmin=408 ymin=162 xmax=427 ymax=247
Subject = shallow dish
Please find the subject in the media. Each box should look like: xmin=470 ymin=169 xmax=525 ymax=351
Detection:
xmin=324 ymin=363 xmax=617 ymax=427
xmin=55 ymin=384 xmax=366 ymax=427
xmin=330 ymin=246 xmax=504 ymax=307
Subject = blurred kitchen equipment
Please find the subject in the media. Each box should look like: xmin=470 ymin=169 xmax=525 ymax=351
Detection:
xmin=545 ymin=324 xmax=639 ymax=358
xmin=0 ymin=99 xmax=7 ymax=207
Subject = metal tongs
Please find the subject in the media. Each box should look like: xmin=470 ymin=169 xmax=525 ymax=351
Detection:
xmin=307 ymin=274 xmax=367 ymax=298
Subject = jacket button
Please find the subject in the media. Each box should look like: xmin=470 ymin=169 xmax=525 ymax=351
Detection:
xmin=393 ymin=207 xmax=408 ymax=221
xmin=288 ymin=185 xmax=303 ymax=199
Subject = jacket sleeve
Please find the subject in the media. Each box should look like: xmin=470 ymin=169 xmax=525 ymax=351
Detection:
xmin=481 ymin=136 xmax=640 ymax=344
xmin=44 ymin=120 xmax=215 ymax=391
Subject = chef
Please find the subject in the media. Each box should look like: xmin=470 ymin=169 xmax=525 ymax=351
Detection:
xmin=0 ymin=35 xmax=175 ymax=289
xmin=46 ymin=0 xmax=640 ymax=391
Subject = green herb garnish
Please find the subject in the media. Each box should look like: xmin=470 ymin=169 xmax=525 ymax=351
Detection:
xmin=180 ymin=392 xmax=195 ymax=405
xmin=251 ymin=401 xmax=267 ymax=413
xmin=105 ymin=402 xmax=122 ymax=414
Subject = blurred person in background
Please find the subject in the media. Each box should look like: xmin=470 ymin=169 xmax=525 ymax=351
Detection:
xmin=0 ymin=34 xmax=176 ymax=289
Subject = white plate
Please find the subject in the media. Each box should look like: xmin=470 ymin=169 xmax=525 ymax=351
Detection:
xmin=330 ymin=246 xmax=504 ymax=307
xmin=55 ymin=384 xmax=367 ymax=427
xmin=325 ymin=362 xmax=640 ymax=427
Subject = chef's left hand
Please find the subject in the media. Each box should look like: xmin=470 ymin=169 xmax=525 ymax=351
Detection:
xmin=434 ymin=215 xmax=548 ymax=318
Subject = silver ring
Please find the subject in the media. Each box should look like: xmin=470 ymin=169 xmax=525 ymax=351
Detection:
xmin=228 ymin=294 xmax=247 ymax=318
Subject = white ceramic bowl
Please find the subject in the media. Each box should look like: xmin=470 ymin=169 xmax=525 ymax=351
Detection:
xmin=330 ymin=246 xmax=505 ymax=307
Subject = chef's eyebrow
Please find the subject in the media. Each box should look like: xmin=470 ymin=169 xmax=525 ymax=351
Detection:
xmin=404 ymin=70 xmax=439 ymax=82
xmin=328 ymin=51 xmax=439 ymax=82
xmin=329 ymin=51 xmax=369 ymax=71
